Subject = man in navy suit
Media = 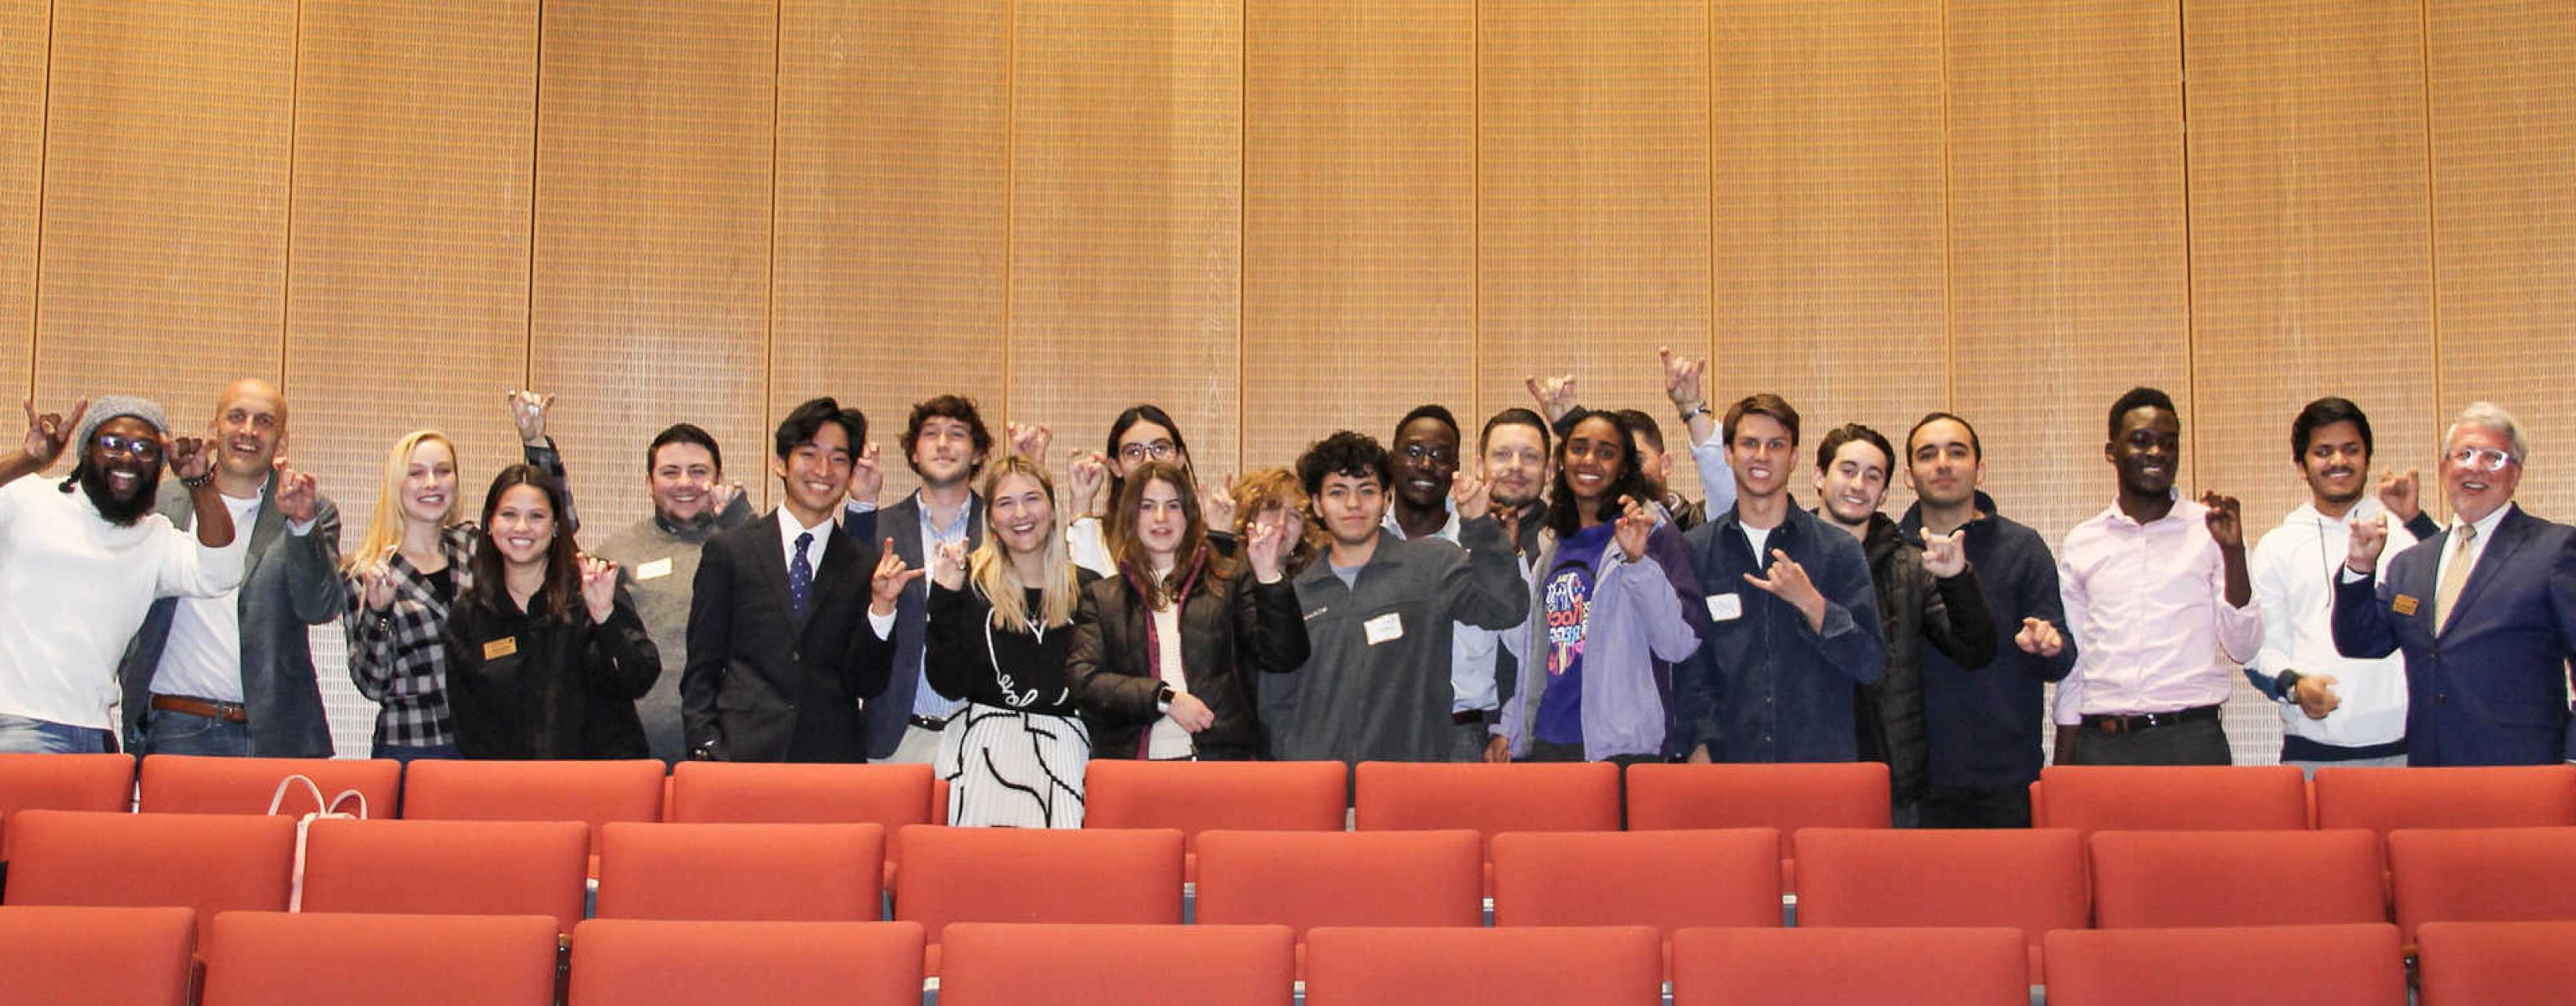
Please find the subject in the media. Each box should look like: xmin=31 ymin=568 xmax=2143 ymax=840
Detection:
xmin=2334 ymin=402 xmax=2576 ymax=765
xmin=860 ymin=395 xmax=991 ymax=763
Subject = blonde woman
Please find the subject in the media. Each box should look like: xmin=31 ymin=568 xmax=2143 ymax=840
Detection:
xmin=923 ymin=455 xmax=1098 ymax=827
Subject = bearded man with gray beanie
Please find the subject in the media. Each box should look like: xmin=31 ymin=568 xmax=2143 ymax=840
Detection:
xmin=0 ymin=395 xmax=243 ymax=753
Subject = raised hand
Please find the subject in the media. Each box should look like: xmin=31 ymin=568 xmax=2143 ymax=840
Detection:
xmin=506 ymin=390 xmax=556 ymax=447
xmin=1009 ymin=423 xmax=1053 ymax=462
xmin=578 ymin=554 xmax=620 ymax=621
xmin=1659 ymin=345 xmax=1707 ymax=409
xmin=22 ymin=397 xmax=87 ymax=466
xmin=1921 ymin=528 xmax=1968 ymax=578
xmin=2013 ymin=616 xmax=2064 ymax=657
xmin=1613 ymin=495 xmax=1655 ymax=561
xmin=1451 ymin=470 xmax=1493 ymax=522
xmin=1197 ymin=471 xmax=1237 ymax=531
xmin=2376 ymin=468 xmax=2422 ymax=523
xmin=709 ymin=478 xmax=745 ymax=516
xmin=1524 ymin=373 xmax=1579 ymax=424
xmin=869 ymin=537 xmax=924 ymax=614
xmin=167 ymin=436 xmax=214 ymax=484
xmin=2292 ymin=673 xmax=2342 ymax=721
xmin=930 ymin=539 xmax=970 ymax=591
xmin=2345 ymin=512 xmax=2389 ymax=574
xmin=273 ymin=459 xmax=319 ymax=523
xmin=1066 ymin=449 xmax=1108 ymax=516
xmin=1245 ymin=511 xmax=1287 ymax=583
xmin=2200 ymin=491 xmax=2245 ymax=550
xmin=848 ymin=441 xmax=884 ymax=509
xmin=359 ymin=551 xmax=399 ymax=613
xmin=1744 ymin=547 xmax=1826 ymax=629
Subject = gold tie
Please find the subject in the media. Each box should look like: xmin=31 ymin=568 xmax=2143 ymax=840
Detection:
xmin=2433 ymin=523 xmax=2478 ymax=632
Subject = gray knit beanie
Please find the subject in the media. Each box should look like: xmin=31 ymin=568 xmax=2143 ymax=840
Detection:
xmin=71 ymin=394 xmax=171 ymax=455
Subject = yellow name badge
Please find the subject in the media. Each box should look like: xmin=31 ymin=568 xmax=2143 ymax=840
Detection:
xmin=2392 ymin=594 xmax=2420 ymax=617
xmin=483 ymin=636 xmax=519 ymax=660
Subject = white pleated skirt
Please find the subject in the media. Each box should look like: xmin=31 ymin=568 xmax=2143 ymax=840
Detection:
xmin=935 ymin=703 xmax=1091 ymax=828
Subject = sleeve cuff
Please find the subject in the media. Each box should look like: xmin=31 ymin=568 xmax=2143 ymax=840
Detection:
xmin=286 ymin=516 xmax=318 ymax=537
xmin=867 ymin=607 xmax=897 ymax=639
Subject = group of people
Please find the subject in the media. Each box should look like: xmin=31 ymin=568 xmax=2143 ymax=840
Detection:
xmin=3 ymin=353 xmax=2570 ymax=832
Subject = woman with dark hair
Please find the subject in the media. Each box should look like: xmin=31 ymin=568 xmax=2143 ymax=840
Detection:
xmin=1065 ymin=461 xmax=1306 ymax=760
xmin=1493 ymin=410 xmax=1704 ymax=765
xmin=1065 ymin=405 xmax=1235 ymax=575
xmin=442 ymin=464 xmax=658 ymax=760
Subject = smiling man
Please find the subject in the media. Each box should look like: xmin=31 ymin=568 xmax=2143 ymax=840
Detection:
xmin=590 ymin=423 xmax=756 ymax=763
xmin=2052 ymin=386 xmax=2260 ymax=766
xmin=2334 ymin=401 xmax=2576 ymax=765
xmin=863 ymin=395 xmax=992 ymax=764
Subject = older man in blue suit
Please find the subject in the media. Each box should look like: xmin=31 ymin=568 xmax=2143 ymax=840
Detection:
xmin=2334 ymin=402 xmax=2576 ymax=765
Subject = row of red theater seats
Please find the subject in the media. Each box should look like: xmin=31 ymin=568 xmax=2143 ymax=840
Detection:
xmin=7 ymin=810 xmax=2573 ymax=974
xmin=5 ymin=907 xmax=2567 ymax=1006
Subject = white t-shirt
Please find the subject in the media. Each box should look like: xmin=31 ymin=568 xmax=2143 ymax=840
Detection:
xmin=151 ymin=490 xmax=266 ymax=703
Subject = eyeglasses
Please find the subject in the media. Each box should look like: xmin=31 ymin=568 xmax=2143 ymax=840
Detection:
xmin=1400 ymin=443 xmax=1457 ymax=464
xmin=1119 ymin=439 xmax=1177 ymax=463
xmin=2448 ymin=447 xmax=2518 ymax=473
xmin=94 ymin=433 xmax=161 ymax=460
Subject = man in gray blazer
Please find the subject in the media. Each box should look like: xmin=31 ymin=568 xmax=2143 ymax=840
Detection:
xmin=118 ymin=379 xmax=344 ymax=757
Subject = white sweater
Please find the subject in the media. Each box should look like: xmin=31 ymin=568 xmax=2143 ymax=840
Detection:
xmin=0 ymin=476 xmax=246 ymax=729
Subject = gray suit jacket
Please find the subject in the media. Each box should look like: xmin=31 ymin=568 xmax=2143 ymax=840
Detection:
xmin=118 ymin=478 xmax=347 ymax=756
xmin=860 ymin=490 xmax=984 ymax=760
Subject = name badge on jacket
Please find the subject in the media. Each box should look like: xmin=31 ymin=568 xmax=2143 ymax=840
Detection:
xmin=636 ymin=557 xmax=675 ymax=581
xmin=483 ymin=636 xmax=519 ymax=661
xmin=1363 ymin=612 xmax=1404 ymax=646
xmin=1706 ymin=593 xmax=1743 ymax=622
xmin=2392 ymin=594 xmax=2419 ymax=616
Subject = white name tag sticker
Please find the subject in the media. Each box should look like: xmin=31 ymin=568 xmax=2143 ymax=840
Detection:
xmin=1706 ymin=593 xmax=1743 ymax=622
xmin=1363 ymin=612 xmax=1405 ymax=646
xmin=635 ymin=557 xmax=675 ymax=581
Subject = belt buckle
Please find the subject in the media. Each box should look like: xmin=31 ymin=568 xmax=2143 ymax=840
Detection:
xmin=217 ymin=701 xmax=247 ymax=723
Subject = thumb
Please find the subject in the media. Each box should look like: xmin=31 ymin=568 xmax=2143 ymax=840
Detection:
xmin=2313 ymin=675 xmax=2338 ymax=688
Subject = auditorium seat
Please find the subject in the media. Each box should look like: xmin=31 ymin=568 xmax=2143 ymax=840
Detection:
xmin=2414 ymin=920 xmax=2576 ymax=1006
xmin=0 ymin=753 xmax=134 ymax=855
xmin=1670 ymin=926 xmax=2029 ymax=1006
xmin=137 ymin=754 xmax=400 ymax=817
xmin=201 ymin=910 xmax=559 ymax=1006
xmin=666 ymin=761 xmax=935 ymax=889
xmin=594 ymin=822 xmax=882 ymax=921
xmin=0 ymin=905 xmax=195 ymax=1006
xmin=298 ymin=817 xmax=589 ymax=935
xmin=1196 ymin=828 xmax=1484 ymax=936
xmin=938 ymin=922 xmax=1294 ymax=1006
xmin=2313 ymin=765 xmax=2576 ymax=836
xmin=1354 ymin=761 xmax=1616 ymax=894
xmin=1084 ymin=759 xmax=1345 ymax=880
xmin=569 ymin=919 xmax=925 ymax=1005
xmin=1792 ymin=827 xmax=2086 ymax=981
xmin=1491 ymin=828 xmax=1779 ymax=976
xmin=893 ymin=824 xmax=1182 ymax=973
xmin=2 ymin=810 xmax=293 ymax=940
xmin=1625 ymin=762 xmax=1890 ymax=895
xmin=2031 ymin=765 xmax=2309 ymax=833
xmin=400 ymin=758 xmax=662 ymax=865
xmin=2089 ymin=829 xmax=2386 ymax=928
xmin=2388 ymin=826 xmax=2576 ymax=941
xmin=1304 ymin=925 xmax=1659 ymax=1006
xmin=2040 ymin=923 xmax=2406 ymax=1006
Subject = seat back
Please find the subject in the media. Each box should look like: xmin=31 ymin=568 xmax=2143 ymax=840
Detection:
xmin=2090 ymin=829 xmax=2386 ymax=928
xmin=1490 ymin=828 xmax=1781 ymax=933
xmin=893 ymin=826 xmax=1183 ymax=948
xmin=400 ymin=758 xmax=663 ymax=856
xmin=568 ymin=919 xmax=926 ymax=1005
xmin=0 ymin=905 xmax=195 ymax=1006
xmin=2033 ymin=765 xmax=2308 ymax=833
xmin=938 ymin=923 xmax=1294 ymax=1006
xmin=2415 ymin=920 xmax=2576 ymax=1006
xmin=138 ymin=754 xmax=402 ymax=817
xmin=1353 ymin=762 xmax=1618 ymax=843
xmin=2388 ymin=827 xmax=2576 ymax=941
xmin=202 ymin=910 xmax=559 ymax=1006
xmin=0 ymin=753 xmax=135 ymax=856
xmin=1304 ymin=926 xmax=1659 ymax=1006
xmin=666 ymin=761 xmax=933 ymax=825
xmin=1194 ymin=829 xmax=1483 ymax=937
xmin=2041 ymin=923 xmax=2406 ymax=1006
xmin=1670 ymin=926 xmax=2029 ymax=1006
xmin=1084 ymin=760 xmax=1346 ymax=845
xmin=595 ymin=822 xmax=883 ymax=921
xmin=2314 ymin=765 xmax=2576 ymax=836
xmin=299 ymin=817 xmax=589 ymax=935
xmin=3 ymin=810 xmax=294 ymax=934
xmin=1794 ymin=827 xmax=2086 ymax=978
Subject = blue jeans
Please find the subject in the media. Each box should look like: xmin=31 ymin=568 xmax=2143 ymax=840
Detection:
xmin=0 ymin=713 xmax=112 ymax=754
xmin=139 ymin=708 xmax=254 ymax=757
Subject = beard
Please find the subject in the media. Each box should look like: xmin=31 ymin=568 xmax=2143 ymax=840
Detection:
xmin=75 ymin=459 xmax=163 ymax=526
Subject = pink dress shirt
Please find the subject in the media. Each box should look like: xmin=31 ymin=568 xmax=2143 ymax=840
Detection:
xmin=2053 ymin=495 xmax=2263 ymax=723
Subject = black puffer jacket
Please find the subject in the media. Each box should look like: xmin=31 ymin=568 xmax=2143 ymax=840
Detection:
xmin=1854 ymin=513 xmax=1997 ymax=803
xmin=1067 ymin=547 xmax=1310 ymax=759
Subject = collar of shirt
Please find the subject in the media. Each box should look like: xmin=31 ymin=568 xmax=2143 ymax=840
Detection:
xmin=916 ymin=490 xmax=978 ymax=543
xmin=777 ymin=507 xmax=834 ymax=568
xmin=2095 ymin=488 xmax=2200 ymax=531
xmin=2451 ymin=500 xmax=2515 ymax=542
xmin=1380 ymin=500 xmax=1459 ymax=542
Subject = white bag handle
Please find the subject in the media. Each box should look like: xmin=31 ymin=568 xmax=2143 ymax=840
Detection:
xmin=267 ymin=774 xmax=367 ymax=912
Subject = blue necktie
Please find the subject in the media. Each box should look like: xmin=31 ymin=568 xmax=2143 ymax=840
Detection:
xmin=789 ymin=532 xmax=814 ymax=615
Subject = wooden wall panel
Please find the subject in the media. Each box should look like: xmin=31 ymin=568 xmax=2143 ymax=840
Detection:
xmin=773 ymin=0 xmax=1007 ymax=506
xmin=1478 ymin=0 xmax=1711 ymax=492
xmin=2184 ymin=0 xmax=2437 ymax=531
xmin=1010 ymin=0 xmax=1243 ymax=485
xmin=532 ymin=0 xmax=775 ymax=539
xmin=1711 ymin=0 xmax=1948 ymax=511
xmin=0 ymin=1 xmax=43 ymax=397
xmin=35 ymin=0 xmax=293 ymax=440
xmin=2430 ymin=0 xmax=2576 ymax=519
xmin=1241 ymin=0 xmax=1475 ymax=471
xmin=1945 ymin=0 xmax=2190 ymax=545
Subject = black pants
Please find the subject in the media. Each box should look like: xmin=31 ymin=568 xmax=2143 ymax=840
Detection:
xmin=2062 ymin=717 xmax=2231 ymax=766
xmin=1920 ymin=784 xmax=2033 ymax=828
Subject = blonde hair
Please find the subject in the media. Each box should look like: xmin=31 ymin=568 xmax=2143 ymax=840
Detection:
xmin=343 ymin=430 xmax=460 ymax=574
xmin=969 ymin=455 xmax=1080 ymax=631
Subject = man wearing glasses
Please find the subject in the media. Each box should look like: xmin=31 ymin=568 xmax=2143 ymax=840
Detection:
xmin=0 ymin=396 xmax=242 ymax=754
xmin=1381 ymin=406 xmax=1529 ymax=760
xmin=2334 ymin=401 xmax=2576 ymax=766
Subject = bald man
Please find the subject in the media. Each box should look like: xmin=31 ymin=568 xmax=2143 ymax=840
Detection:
xmin=117 ymin=380 xmax=345 ymax=756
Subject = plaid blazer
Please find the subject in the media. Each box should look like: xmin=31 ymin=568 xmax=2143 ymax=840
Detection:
xmin=342 ymin=522 xmax=480 ymax=748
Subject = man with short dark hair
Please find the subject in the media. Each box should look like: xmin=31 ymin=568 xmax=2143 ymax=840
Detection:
xmin=1275 ymin=431 xmax=1526 ymax=765
xmin=1381 ymin=406 xmax=1526 ymax=760
xmin=592 ymin=423 xmax=756 ymax=763
xmin=863 ymin=395 xmax=992 ymax=764
xmin=2053 ymin=387 xmax=2259 ymax=766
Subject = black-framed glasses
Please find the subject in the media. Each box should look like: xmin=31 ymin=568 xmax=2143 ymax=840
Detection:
xmin=1400 ymin=443 xmax=1457 ymax=464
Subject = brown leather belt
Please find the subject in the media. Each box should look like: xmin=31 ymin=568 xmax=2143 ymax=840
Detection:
xmin=151 ymin=694 xmax=248 ymax=724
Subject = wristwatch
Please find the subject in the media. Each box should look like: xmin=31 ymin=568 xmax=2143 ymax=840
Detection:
xmin=1676 ymin=402 xmax=1713 ymax=423
xmin=2276 ymin=671 xmax=2303 ymax=703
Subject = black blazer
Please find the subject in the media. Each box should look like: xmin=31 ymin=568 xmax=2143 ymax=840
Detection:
xmin=682 ymin=512 xmax=896 ymax=762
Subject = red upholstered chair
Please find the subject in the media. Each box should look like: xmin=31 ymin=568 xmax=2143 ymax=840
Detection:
xmin=400 ymin=759 xmax=662 ymax=864
xmin=137 ymin=754 xmax=399 ymax=817
xmin=1304 ymin=926 xmax=1659 ymax=1006
xmin=1670 ymin=926 xmax=2029 ymax=1006
xmin=1195 ymin=829 xmax=1485 ymax=937
xmin=2031 ymin=765 xmax=2308 ymax=834
xmin=298 ymin=817 xmax=589 ymax=936
xmin=2089 ymin=829 xmax=2386 ymax=928
xmin=1792 ymin=827 xmax=2087 ymax=981
xmin=938 ymin=923 xmax=1293 ymax=1006
xmin=202 ymin=911 xmax=558 ymax=1006
xmin=0 ymin=753 xmax=134 ymax=856
xmin=2041 ymin=923 xmax=2406 ymax=1006
xmin=2314 ymin=765 xmax=2576 ymax=837
xmin=569 ymin=919 xmax=925 ymax=1006
xmin=1355 ymin=760 xmax=1618 ymax=837
xmin=1084 ymin=759 xmax=1346 ymax=880
xmin=1625 ymin=762 xmax=1889 ymax=893
xmin=0 ymin=905 xmax=195 ymax=1006
xmin=2388 ymin=827 xmax=2576 ymax=941
xmin=594 ymin=822 xmax=882 ymax=921
xmin=893 ymin=825 xmax=1183 ymax=973
xmin=2 ymin=810 xmax=293 ymax=942
xmin=667 ymin=761 xmax=935 ymax=889
xmin=1492 ymin=828 xmax=1780 ymax=977
xmin=2415 ymin=920 xmax=2576 ymax=1006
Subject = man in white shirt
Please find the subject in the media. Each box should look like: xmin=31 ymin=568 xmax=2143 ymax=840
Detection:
xmin=0 ymin=395 xmax=242 ymax=754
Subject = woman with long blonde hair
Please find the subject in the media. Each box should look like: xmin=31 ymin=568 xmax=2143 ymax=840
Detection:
xmin=923 ymin=454 xmax=1098 ymax=827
